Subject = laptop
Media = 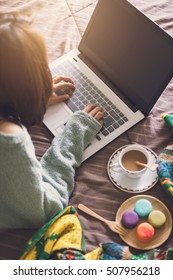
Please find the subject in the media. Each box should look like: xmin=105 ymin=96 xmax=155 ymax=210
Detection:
xmin=44 ymin=0 xmax=173 ymax=161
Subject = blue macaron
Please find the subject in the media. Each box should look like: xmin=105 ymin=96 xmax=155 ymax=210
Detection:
xmin=134 ymin=199 xmax=152 ymax=217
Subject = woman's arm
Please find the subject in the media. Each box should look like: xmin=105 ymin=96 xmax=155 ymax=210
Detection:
xmin=0 ymin=106 xmax=102 ymax=229
xmin=40 ymin=107 xmax=102 ymax=212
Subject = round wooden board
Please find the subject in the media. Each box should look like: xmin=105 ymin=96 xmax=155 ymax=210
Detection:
xmin=116 ymin=195 xmax=172 ymax=250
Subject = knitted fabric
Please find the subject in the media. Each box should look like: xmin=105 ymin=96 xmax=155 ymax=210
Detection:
xmin=0 ymin=111 xmax=101 ymax=229
xmin=20 ymin=206 xmax=173 ymax=260
xmin=156 ymin=114 xmax=173 ymax=199
xmin=157 ymin=143 xmax=173 ymax=199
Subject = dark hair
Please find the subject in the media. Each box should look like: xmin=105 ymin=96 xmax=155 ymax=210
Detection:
xmin=0 ymin=14 xmax=52 ymax=127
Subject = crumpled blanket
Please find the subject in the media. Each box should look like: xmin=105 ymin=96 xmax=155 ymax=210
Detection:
xmin=20 ymin=206 xmax=173 ymax=260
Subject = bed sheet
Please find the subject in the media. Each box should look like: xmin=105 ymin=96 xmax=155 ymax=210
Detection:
xmin=0 ymin=0 xmax=173 ymax=259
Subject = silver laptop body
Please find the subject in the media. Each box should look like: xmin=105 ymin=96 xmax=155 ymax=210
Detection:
xmin=44 ymin=0 xmax=173 ymax=161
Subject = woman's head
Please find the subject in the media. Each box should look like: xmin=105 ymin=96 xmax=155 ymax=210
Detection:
xmin=0 ymin=14 xmax=52 ymax=127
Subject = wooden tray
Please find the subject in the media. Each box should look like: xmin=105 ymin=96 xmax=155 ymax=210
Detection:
xmin=116 ymin=195 xmax=172 ymax=250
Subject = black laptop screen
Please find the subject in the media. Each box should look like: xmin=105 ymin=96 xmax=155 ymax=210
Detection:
xmin=79 ymin=0 xmax=173 ymax=115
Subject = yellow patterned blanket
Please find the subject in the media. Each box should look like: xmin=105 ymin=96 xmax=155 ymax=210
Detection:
xmin=20 ymin=206 xmax=173 ymax=260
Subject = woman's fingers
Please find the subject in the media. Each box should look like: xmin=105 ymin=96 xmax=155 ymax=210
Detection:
xmin=83 ymin=103 xmax=96 ymax=113
xmin=53 ymin=76 xmax=75 ymax=91
xmin=50 ymin=80 xmax=104 ymax=125
xmin=83 ymin=104 xmax=104 ymax=125
xmin=53 ymin=82 xmax=75 ymax=92
xmin=48 ymin=94 xmax=69 ymax=106
xmin=53 ymin=75 xmax=74 ymax=84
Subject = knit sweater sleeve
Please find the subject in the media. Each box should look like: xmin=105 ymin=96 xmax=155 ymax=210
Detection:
xmin=0 ymin=111 xmax=101 ymax=229
xmin=40 ymin=110 xmax=101 ymax=209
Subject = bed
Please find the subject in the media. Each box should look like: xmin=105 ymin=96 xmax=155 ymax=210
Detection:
xmin=0 ymin=0 xmax=173 ymax=259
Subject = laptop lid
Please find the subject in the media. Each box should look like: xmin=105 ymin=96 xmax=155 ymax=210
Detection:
xmin=79 ymin=0 xmax=173 ymax=116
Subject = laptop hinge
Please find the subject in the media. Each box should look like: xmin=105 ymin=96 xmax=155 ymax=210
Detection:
xmin=77 ymin=53 xmax=138 ymax=113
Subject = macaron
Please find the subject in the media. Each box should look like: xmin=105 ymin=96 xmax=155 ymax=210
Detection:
xmin=134 ymin=199 xmax=152 ymax=217
xmin=121 ymin=210 xmax=139 ymax=229
xmin=137 ymin=222 xmax=155 ymax=243
xmin=148 ymin=210 xmax=166 ymax=228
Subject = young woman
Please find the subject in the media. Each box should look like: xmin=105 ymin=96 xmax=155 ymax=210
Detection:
xmin=0 ymin=14 xmax=103 ymax=228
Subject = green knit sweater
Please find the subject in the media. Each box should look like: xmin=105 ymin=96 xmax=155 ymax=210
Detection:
xmin=0 ymin=111 xmax=101 ymax=229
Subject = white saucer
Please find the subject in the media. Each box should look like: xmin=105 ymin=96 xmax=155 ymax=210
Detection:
xmin=107 ymin=145 xmax=158 ymax=193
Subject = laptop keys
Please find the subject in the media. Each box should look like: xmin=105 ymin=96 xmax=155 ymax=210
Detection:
xmin=52 ymin=61 xmax=129 ymax=136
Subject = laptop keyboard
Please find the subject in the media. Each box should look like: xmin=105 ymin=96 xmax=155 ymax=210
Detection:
xmin=51 ymin=61 xmax=128 ymax=137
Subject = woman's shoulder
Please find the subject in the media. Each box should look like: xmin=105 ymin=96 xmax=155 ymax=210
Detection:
xmin=0 ymin=120 xmax=23 ymax=134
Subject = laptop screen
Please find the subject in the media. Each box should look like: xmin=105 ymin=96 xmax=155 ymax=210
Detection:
xmin=79 ymin=0 xmax=173 ymax=115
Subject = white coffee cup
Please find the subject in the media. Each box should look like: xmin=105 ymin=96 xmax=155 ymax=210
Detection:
xmin=118 ymin=144 xmax=150 ymax=178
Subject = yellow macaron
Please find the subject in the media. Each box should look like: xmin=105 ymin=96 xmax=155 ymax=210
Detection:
xmin=148 ymin=210 xmax=166 ymax=228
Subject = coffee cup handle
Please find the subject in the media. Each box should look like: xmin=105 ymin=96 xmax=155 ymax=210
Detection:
xmin=110 ymin=162 xmax=122 ymax=173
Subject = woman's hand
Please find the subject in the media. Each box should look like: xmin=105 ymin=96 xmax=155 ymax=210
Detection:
xmin=48 ymin=76 xmax=75 ymax=106
xmin=83 ymin=104 xmax=104 ymax=125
